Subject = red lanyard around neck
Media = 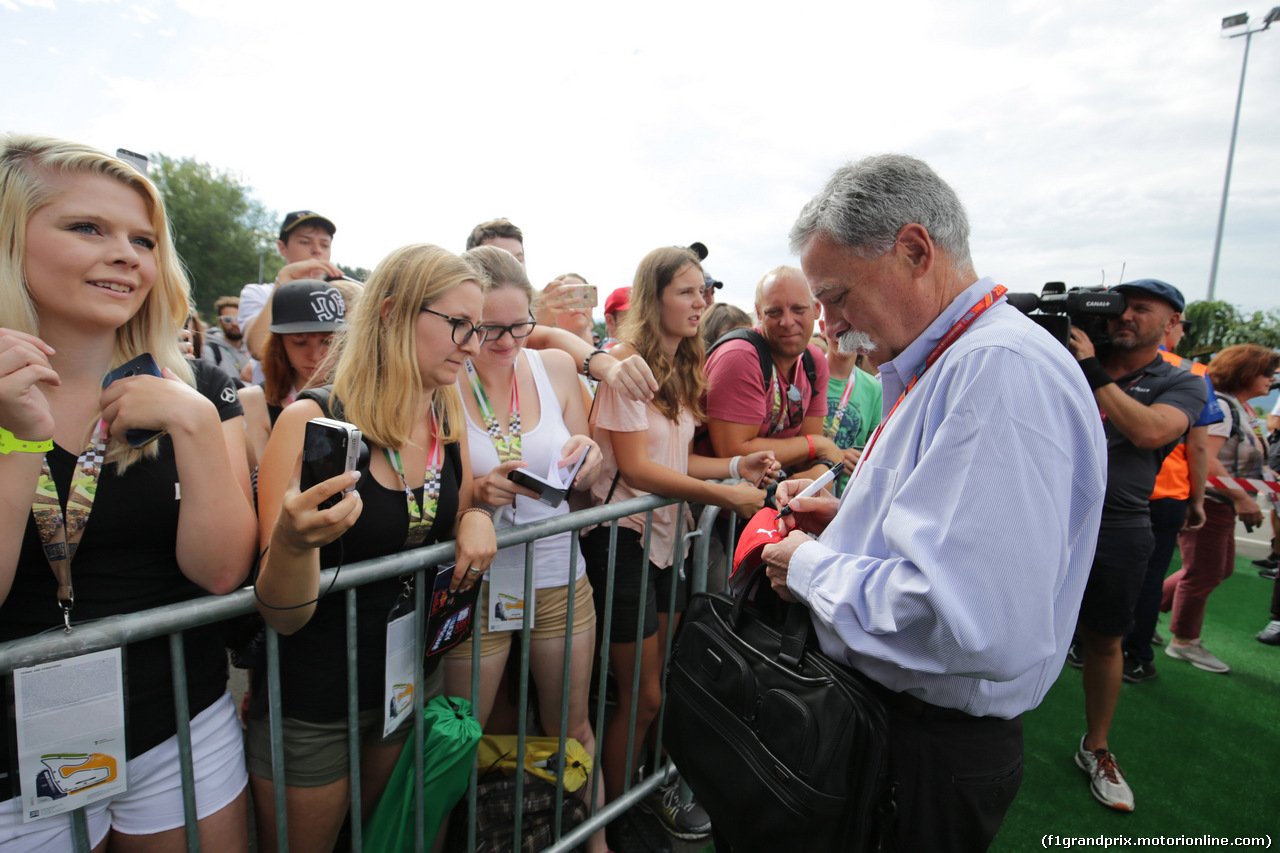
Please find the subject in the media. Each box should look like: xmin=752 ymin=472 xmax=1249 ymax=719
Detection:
xmin=854 ymin=285 xmax=1007 ymax=476
xmin=824 ymin=368 xmax=859 ymax=439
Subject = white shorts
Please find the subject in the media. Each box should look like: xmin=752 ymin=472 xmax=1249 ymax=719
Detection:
xmin=0 ymin=692 xmax=247 ymax=851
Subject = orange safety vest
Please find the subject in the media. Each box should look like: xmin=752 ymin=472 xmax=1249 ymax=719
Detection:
xmin=1150 ymin=350 xmax=1211 ymax=501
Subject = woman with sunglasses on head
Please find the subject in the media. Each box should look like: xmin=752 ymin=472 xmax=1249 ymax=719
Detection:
xmin=1162 ymin=344 xmax=1278 ymax=675
xmin=0 ymin=135 xmax=257 ymax=851
xmin=441 ymin=247 xmax=608 ymax=851
xmin=580 ymin=247 xmax=778 ymax=841
xmin=248 ymin=244 xmax=496 ymax=853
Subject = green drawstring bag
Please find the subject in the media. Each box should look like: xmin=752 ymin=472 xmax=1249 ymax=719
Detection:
xmin=365 ymin=695 xmax=482 ymax=851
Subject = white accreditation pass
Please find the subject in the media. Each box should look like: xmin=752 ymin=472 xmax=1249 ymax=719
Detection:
xmin=13 ymin=648 xmax=128 ymax=822
xmin=383 ymin=597 xmax=417 ymax=738
xmin=486 ymin=565 xmax=529 ymax=634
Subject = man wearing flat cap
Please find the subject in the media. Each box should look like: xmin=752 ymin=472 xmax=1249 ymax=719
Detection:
xmin=1066 ymin=278 xmax=1207 ymax=813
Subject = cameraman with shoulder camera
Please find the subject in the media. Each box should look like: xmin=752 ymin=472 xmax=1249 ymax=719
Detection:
xmin=1067 ymin=279 xmax=1207 ymax=813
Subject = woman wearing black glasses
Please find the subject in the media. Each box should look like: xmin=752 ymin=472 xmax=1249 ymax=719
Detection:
xmin=442 ymin=246 xmax=609 ymax=851
xmin=248 ymin=244 xmax=496 ymax=853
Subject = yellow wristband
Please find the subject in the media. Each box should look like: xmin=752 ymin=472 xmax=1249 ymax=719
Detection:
xmin=0 ymin=427 xmax=53 ymax=455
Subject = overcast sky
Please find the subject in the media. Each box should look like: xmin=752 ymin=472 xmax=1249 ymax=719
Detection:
xmin=4 ymin=0 xmax=1277 ymax=318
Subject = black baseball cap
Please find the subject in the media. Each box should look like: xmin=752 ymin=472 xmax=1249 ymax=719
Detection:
xmin=270 ymin=280 xmax=348 ymax=333
xmin=279 ymin=210 xmax=336 ymax=241
xmin=688 ymin=241 xmax=709 ymax=261
xmin=1111 ymin=279 xmax=1185 ymax=313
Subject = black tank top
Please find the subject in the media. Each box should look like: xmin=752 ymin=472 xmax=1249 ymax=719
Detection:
xmin=0 ymin=360 xmax=243 ymax=798
xmin=256 ymin=382 xmax=285 ymax=427
xmin=252 ymin=439 xmax=463 ymax=722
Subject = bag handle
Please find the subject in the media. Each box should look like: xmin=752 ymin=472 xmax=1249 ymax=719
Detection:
xmin=731 ymin=564 xmax=814 ymax=669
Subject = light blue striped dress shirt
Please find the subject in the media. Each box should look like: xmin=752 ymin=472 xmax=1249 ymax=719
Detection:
xmin=787 ymin=277 xmax=1107 ymax=719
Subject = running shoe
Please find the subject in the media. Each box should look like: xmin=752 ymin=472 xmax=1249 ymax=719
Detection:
xmin=1075 ymin=737 xmax=1135 ymax=812
xmin=1257 ymin=620 xmax=1280 ymax=646
xmin=1165 ymin=639 xmax=1230 ymax=673
xmin=641 ymin=776 xmax=712 ymax=840
xmin=1121 ymin=654 xmax=1157 ymax=684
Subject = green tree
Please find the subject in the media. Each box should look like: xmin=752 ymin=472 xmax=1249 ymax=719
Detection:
xmin=1178 ymin=300 xmax=1280 ymax=361
xmin=150 ymin=154 xmax=278 ymax=315
xmin=338 ymin=264 xmax=373 ymax=282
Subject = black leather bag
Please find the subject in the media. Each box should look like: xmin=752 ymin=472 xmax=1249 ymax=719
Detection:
xmin=663 ymin=566 xmax=892 ymax=852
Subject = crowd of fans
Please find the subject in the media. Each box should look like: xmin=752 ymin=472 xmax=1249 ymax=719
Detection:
xmin=1 ymin=133 xmax=1276 ymax=853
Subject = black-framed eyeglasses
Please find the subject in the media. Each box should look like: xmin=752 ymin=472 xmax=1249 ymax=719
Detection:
xmin=421 ymin=306 xmax=481 ymax=347
xmin=477 ymin=314 xmax=537 ymax=343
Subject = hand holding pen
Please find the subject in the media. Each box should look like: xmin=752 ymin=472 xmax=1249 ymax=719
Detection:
xmin=739 ymin=451 xmax=781 ymax=488
xmin=776 ymin=462 xmax=844 ymax=519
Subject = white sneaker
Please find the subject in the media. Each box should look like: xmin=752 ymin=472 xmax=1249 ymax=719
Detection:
xmin=1165 ymin=639 xmax=1230 ymax=673
xmin=1258 ymin=620 xmax=1280 ymax=646
xmin=1075 ymin=737 xmax=1135 ymax=812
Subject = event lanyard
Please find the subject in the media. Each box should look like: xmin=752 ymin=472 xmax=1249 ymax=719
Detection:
xmin=823 ymin=369 xmax=858 ymax=439
xmin=855 ymin=285 xmax=1007 ymax=476
xmin=465 ymin=359 xmax=521 ymax=463
xmin=31 ymin=419 xmax=109 ymax=631
xmin=768 ymin=366 xmax=802 ymax=436
xmin=383 ymin=413 xmax=441 ymax=547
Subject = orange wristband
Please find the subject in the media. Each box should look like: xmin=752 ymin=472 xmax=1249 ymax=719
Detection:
xmin=806 ymin=434 xmax=815 ymax=461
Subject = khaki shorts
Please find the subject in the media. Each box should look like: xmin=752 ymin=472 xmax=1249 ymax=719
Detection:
xmin=444 ymin=573 xmax=596 ymax=659
xmin=245 ymin=666 xmax=444 ymax=787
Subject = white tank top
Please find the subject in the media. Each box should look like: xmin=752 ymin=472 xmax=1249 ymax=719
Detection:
xmin=460 ymin=349 xmax=585 ymax=588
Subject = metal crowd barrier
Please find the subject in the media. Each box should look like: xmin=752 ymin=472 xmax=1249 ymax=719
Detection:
xmin=0 ymin=493 xmax=738 ymax=853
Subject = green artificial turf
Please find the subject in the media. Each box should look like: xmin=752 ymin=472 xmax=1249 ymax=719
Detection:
xmin=697 ymin=555 xmax=1279 ymax=852
xmin=992 ymin=555 xmax=1279 ymax=849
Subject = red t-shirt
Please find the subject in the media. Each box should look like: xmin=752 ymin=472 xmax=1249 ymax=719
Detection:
xmin=697 ymin=335 xmax=829 ymax=455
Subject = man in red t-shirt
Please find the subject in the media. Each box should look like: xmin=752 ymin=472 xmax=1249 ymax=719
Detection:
xmin=701 ymin=266 xmax=842 ymax=482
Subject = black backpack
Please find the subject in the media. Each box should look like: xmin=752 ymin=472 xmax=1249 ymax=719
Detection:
xmin=706 ymin=328 xmax=817 ymax=390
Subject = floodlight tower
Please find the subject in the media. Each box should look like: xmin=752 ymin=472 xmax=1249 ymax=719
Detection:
xmin=1207 ymin=7 xmax=1280 ymax=301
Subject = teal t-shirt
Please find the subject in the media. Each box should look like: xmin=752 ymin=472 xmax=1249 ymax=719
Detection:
xmin=823 ymin=367 xmax=883 ymax=491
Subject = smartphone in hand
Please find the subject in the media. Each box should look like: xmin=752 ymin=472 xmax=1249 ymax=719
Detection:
xmin=301 ymin=417 xmax=363 ymax=509
xmin=101 ymin=353 xmax=164 ymax=448
xmin=506 ymin=446 xmax=591 ymax=508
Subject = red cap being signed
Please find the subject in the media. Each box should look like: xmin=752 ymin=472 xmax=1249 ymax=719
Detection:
xmin=730 ymin=507 xmax=783 ymax=595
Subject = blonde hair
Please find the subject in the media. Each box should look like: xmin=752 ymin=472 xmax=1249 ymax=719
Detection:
xmin=331 ymin=244 xmax=480 ymax=448
xmin=616 ymin=247 xmax=708 ymax=423
xmin=0 ymin=134 xmax=194 ymax=469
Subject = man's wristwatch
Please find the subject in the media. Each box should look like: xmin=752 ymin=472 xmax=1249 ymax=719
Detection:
xmin=0 ymin=427 xmax=53 ymax=455
xmin=813 ymin=459 xmax=837 ymax=472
